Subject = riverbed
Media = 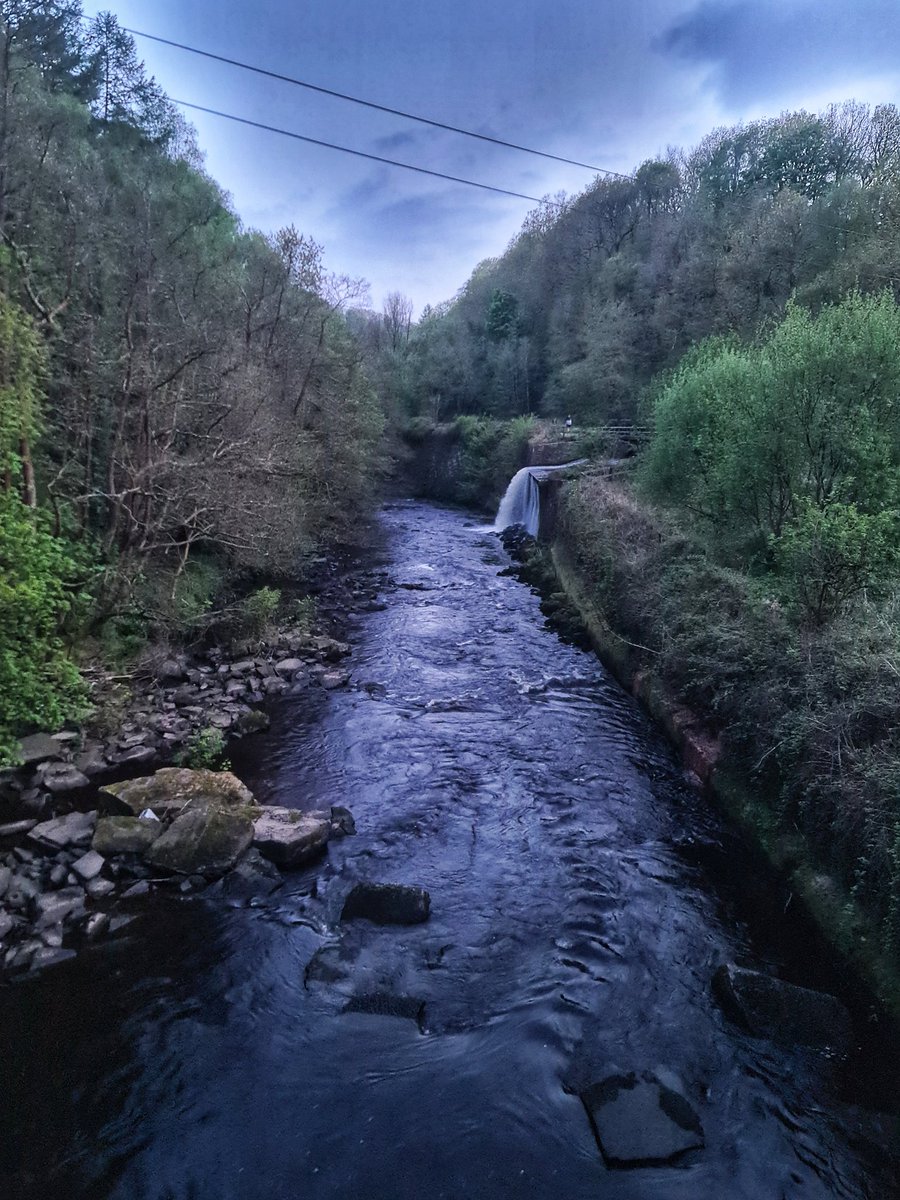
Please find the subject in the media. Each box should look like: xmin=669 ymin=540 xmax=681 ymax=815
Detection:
xmin=2 ymin=500 xmax=898 ymax=1199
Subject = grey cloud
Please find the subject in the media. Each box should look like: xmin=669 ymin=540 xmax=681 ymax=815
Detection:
xmin=663 ymin=1 xmax=900 ymax=105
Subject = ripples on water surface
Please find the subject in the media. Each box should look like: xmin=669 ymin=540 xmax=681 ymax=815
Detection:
xmin=2 ymin=501 xmax=898 ymax=1199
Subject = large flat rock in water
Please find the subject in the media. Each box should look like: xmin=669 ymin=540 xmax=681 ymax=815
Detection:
xmin=580 ymin=1074 xmax=704 ymax=1169
xmin=713 ymin=963 xmax=853 ymax=1054
xmin=100 ymin=768 xmax=258 ymax=818
xmin=340 ymin=882 xmax=430 ymax=925
xmin=252 ymin=807 xmax=331 ymax=867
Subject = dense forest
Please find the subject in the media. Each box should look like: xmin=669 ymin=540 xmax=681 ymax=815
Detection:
xmin=366 ymin=101 xmax=900 ymax=425
xmin=0 ymin=2 xmax=384 ymax=760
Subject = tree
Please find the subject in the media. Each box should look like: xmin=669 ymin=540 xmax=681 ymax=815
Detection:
xmin=382 ymin=291 xmax=412 ymax=352
xmin=0 ymin=292 xmax=83 ymax=761
xmin=86 ymin=12 xmax=175 ymax=137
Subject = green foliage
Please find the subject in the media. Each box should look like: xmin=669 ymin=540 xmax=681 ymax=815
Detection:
xmin=356 ymin=99 xmax=900 ymax=432
xmin=558 ymin=476 xmax=900 ymax=960
xmin=485 ymin=289 xmax=519 ymax=342
xmin=179 ymin=726 xmax=230 ymax=772
xmin=775 ymin=502 xmax=899 ymax=624
xmin=642 ymin=292 xmax=900 ymax=619
xmin=293 ymin=595 xmax=316 ymax=633
xmin=0 ymin=294 xmax=86 ymax=761
xmin=453 ymin=414 xmax=535 ymax=509
xmin=239 ymin=586 xmax=281 ymax=640
xmin=0 ymin=493 xmax=86 ymax=762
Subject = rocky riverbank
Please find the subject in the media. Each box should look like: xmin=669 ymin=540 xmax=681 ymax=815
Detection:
xmin=0 ymin=765 xmax=356 ymax=979
xmin=0 ymin=559 xmax=393 ymax=982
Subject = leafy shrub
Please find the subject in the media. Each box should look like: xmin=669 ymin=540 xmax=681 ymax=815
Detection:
xmin=558 ymin=474 xmax=900 ymax=953
xmin=293 ymin=595 xmax=316 ymax=633
xmin=239 ymin=586 xmax=281 ymax=639
xmin=179 ymin=726 xmax=230 ymax=771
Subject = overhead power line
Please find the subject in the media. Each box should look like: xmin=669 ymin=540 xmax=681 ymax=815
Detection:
xmin=127 ymin=25 xmax=630 ymax=179
xmin=173 ymin=99 xmax=558 ymax=203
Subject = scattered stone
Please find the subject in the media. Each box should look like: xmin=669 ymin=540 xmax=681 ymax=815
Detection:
xmin=35 ymin=888 xmax=85 ymax=928
xmin=92 ymin=815 xmax=163 ymax=856
xmin=330 ymin=806 xmax=356 ymax=836
xmin=30 ymin=947 xmax=77 ymax=972
xmin=85 ymin=878 xmax=116 ymax=900
xmin=343 ymin=992 xmax=426 ymax=1030
xmin=173 ymin=685 xmax=199 ymax=707
xmin=71 ymin=850 xmax=106 ymax=882
xmin=109 ymin=914 xmax=136 ymax=932
xmin=51 ymin=731 xmax=80 ymax=747
xmin=0 ymin=912 xmax=15 ymax=940
xmin=100 ymin=767 xmax=258 ymax=818
xmin=85 ymin=912 xmax=111 ymax=940
xmin=713 ymin=963 xmax=853 ymax=1054
xmin=0 ymin=866 xmax=10 ymax=898
xmin=321 ymin=669 xmax=351 ymax=690
xmin=29 ymin=810 xmax=97 ymax=850
xmin=252 ymin=807 xmax=331 ymax=867
xmin=16 ymin=733 xmax=61 ymax=767
xmin=41 ymin=925 xmax=64 ymax=948
xmin=113 ymin=744 xmax=158 ymax=767
xmin=230 ymin=660 xmax=256 ymax=675
xmin=580 ymin=1073 xmax=704 ymax=1169
xmin=221 ymin=848 xmax=282 ymax=901
xmin=0 ymin=819 xmax=38 ymax=838
xmin=233 ymin=709 xmax=270 ymax=735
xmin=157 ymin=658 xmax=187 ymax=683
xmin=41 ymin=764 xmax=90 ymax=795
xmin=48 ymin=863 xmax=68 ymax=889
xmin=146 ymin=804 xmax=254 ymax=878
xmin=311 ymin=636 xmax=351 ymax=661
xmin=274 ymin=657 xmax=305 ymax=676
xmin=75 ymin=747 xmax=108 ymax=778
xmin=122 ymin=881 xmax=150 ymax=899
xmin=341 ymin=882 xmax=431 ymax=925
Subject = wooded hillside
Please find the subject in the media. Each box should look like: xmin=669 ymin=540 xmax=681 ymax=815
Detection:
xmin=0 ymin=2 xmax=384 ymax=758
xmin=373 ymin=102 xmax=900 ymax=425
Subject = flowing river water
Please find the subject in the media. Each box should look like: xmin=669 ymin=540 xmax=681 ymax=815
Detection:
xmin=2 ymin=500 xmax=899 ymax=1199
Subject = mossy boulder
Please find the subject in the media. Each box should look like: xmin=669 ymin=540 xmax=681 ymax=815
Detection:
xmin=146 ymin=802 xmax=254 ymax=878
xmin=100 ymin=767 xmax=258 ymax=818
xmin=92 ymin=815 xmax=162 ymax=856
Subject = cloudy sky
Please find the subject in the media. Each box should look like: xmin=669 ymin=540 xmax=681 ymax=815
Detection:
xmin=82 ymin=1 xmax=900 ymax=314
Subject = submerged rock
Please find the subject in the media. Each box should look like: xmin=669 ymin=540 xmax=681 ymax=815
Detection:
xmin=330 ymin=805 xmax=356 ymax=836
xmin=220 ymin=848 xmax=283 ymax=900
xmin=146 ymin=804 xmax=254 ymax=878
xmin=580 ymin=1073 xmax=704 ymax=1169
xmin=343 ymin=992 xmax=426 ymax=1030
xmin=713 ymin=963 xmax=853 ymax=1054
xmin=252 ymin=808 xmax=331 ymax=867
xmin=341 ymin=882 xmax=431 ymax=925
xmin=100 ymin=768 xmax=258 ymax=818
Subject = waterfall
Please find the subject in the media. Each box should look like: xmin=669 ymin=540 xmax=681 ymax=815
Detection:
xmin=494 ymin=462 xmax=585 ymax=536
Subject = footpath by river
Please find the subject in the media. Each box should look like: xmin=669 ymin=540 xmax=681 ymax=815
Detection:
xmin=2 ymin=500 xmax=898 ymax=1199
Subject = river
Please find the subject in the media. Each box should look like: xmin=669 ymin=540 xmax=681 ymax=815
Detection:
xmin=2 ymin=500 xmax=898 ymax=1199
